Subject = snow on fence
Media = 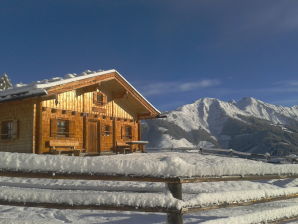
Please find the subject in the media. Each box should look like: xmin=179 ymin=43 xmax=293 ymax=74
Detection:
xmin=1 ymin=152 xmax=298 ymax=223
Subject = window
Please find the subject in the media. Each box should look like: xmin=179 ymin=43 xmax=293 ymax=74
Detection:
xmin=56 ymin=119 xmax=70 ymax=137
xmin=102 ymin=125 xmax=111 ymax=136
xmin=50 ymin=119 xmax=73 ymax=138
xmin=97 ymin=94 xmax=104 ymax=105
xmin=124 ymin=125 xmax=132 ymax=140
xmin=93 ymin=92 xmax=107 ymax=106
xmin=1 ymin=120 xmax=18 ymax=140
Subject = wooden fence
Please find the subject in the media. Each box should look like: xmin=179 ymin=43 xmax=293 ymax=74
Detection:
xmin=0 ymin=170 xmax=298 ymax=224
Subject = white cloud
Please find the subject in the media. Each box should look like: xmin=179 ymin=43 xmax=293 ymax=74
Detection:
xmin=179 ymin=79 xmax=220 ymax=91
xmin=274 ymin=80 xmax=298 ymax=87
xmin=141 ymin=79 xmax=220 ymax=96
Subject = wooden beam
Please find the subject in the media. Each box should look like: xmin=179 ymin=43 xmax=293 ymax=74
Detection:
xmin=0 ymin=170 xmax=181 ymax=182
xmin=167 ymin=183 xmax=184 ymax=224
xmin=137 ymin=112 xmax=152 ymax=120
xmin=178 ymin=174 xmax=298 ymax=183
xmin=112 ymin=90 xmax=128 ymax=99
xmin=47 ymin=75 xmax=114 ymax=95
xmin=92 ymin=107 xmax=106 ymax=113
xmin=113 ymin=74 xmax=159 ymax=116
xmin=35 ymin=100 xmax=43 ymax=154
xmin=167 ymin=213 xmax=183 ymax=224
xmin=167 ymin=183 xmax=182 ymax=200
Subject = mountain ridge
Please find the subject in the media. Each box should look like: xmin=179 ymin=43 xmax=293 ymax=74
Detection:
xmin=142 ymin=97 xmax=298 ymax=155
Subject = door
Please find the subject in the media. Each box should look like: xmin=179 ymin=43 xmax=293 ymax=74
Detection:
xmin=100 ymin=119 xmax=114 ymax=152
xmin=87 ymin=120 xmax=98 ymax=153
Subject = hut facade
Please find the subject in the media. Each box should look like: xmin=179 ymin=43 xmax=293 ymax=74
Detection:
xmin=0 ymin=69 xmax=160 ymax=154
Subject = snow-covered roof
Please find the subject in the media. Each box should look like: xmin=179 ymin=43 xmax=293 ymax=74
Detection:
xmin=0 ymin=69 xmax=160 ymax=114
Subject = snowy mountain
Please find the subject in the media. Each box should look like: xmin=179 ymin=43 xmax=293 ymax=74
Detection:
xmin=142 ymin=97 xmax=298 ymax=155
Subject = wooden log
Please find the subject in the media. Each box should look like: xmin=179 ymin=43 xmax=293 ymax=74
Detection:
xmin=182 ymin=193 xmax=298 ymax=214
xmin=0 ymin=200 xmax=179 ymax=214
xmin=167 ymin=212 xmax=183 ymax=224
xmin=167 ymin=183 xmax=183 ymax=224
xmin=167 ymin=183 xmax=182 ymax=200
xmin=268 ymin=215 xmax=298 ymax=224
xmin=0 ymin=170 xmax=182 ymax=183
xmin=179 ymin=174 xmax=298 ymax=183
xmin=0 ymin=170 xmax=298 ymax=184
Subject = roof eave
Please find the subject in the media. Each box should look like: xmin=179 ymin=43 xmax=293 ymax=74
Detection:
xmin=0 ymin=90 xmax=47 ymax=103
xmin=112 ymin=69 xmax=161 ymax=115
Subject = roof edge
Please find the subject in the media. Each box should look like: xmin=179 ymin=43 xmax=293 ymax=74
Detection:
xmin=112 ymin=69 xmax=161 ymax=115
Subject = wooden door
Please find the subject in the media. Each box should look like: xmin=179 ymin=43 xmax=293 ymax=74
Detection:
xmin=100 ymin=119 xmax=113 ymax=152
xmin=87 ymin=120 xmax=98 ymax=153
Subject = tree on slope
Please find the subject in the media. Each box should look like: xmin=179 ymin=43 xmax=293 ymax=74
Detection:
xmin=0 ymin=73 xmax=13 ymax=90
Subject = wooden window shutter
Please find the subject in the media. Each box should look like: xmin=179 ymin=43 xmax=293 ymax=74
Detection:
xmin=128 ymin=125 xmax=132 ymax=139
xmin=93 ymin=92 xmax=97 ymax=104
xmin=50 ymin=119 xmax=57 ymax=137
xmin=133 ymin=123 xmax=137 ymax=140
xmin=12 ymin=120 xmax=19 ymax=139
xmin=103 ymin=94 xmax=107 ymax=105
xmin=101 ymin=122 xmax=106 ymax=135
xmin=69 ymin=120 xmax=75 ymax=138
xmin=121 ymin=126 xmax=125 ymax=139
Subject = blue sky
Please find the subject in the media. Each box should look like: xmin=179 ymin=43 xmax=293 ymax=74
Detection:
xmin=1 ymin=0 xmax=298 ymax=111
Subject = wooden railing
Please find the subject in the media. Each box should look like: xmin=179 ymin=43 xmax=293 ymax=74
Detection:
xmin=0 ymin=170 xmax=298 ymax=224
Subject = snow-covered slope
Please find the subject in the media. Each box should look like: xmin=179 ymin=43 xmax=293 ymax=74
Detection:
xmin=143 ymin=97 xmax=298 ymax=155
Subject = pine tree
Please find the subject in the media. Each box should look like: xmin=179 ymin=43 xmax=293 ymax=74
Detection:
xmin=0 ymin=73 xmax=13 ymax=90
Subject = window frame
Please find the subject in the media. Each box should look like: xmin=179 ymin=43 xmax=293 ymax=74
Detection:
xmin=93 ymin=92 xmax=107 ymax=106
xmin=56 ymin=119 xmax=70 ymax=138
xmin=102 ymin=125 xmax=112 ymax=136
xmin=124 ymin=125 xmax=132 ymax=140
xmin=1 ymin=120 xmax=18 ymax=140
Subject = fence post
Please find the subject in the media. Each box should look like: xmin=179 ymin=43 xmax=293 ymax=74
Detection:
xmin=166 ymin=182 xmax=183 ymax=224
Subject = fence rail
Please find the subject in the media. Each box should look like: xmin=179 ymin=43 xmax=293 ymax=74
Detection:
xmin=1 ymin=169 xmax=298 ymax=223
xmin=1 ymin=169 xmax=298 ymax=183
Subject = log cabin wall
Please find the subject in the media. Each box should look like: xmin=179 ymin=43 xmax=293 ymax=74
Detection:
xmin=115 ymin=119 xmax=139 ymax=151
xmin=39 ymin=85 xmax=140 ymax=153
xmin=39 ymin=108 xmax=84 ymax=154
xmin=42 ymin=89 xmax=134 ymax=119
xmin=0 ymin=100 xmax=34 ymax=153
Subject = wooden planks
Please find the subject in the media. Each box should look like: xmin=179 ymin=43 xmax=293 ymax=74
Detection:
xmin=100 ymin=118 xmax=114 ymax=152
xmin=0 ymin=100 xmax=35 ymax=153
xmin=42 ymin=84 xmax=134 ymax=120
xmin=40 ymin=109 xmax=83 ymax=153
xmin=86 ymin=119 xmax=98 ymax=153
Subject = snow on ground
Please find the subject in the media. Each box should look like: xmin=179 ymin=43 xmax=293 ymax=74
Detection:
xmin=2 ymin=199 xmax=298 ymax=224
xmin=1 ymin=151 xmax=298 ymax=178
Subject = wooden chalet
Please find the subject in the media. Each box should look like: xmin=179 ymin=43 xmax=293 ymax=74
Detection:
xmin=0 ymin=69 xmax=160 ymax=154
